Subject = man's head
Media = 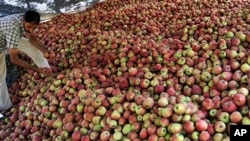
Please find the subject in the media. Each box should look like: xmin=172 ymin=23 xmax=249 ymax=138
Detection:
xmin=23 ymin=10 xmax=41 ymax=33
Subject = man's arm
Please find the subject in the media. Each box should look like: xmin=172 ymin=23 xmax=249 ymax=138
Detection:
xmin=8 ymin=48 xmax=44 ymax=73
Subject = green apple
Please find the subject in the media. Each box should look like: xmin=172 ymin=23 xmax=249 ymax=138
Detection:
xmin=177 ymin=57 xmax=186 ymax=65
xmin=150 ymin=78 xmax=159 ymax=87
xmin=92 ymin=116 xmax=101 ymax=124
xmin=219 ymin=51 xmax=227 ymax=58
xmin=159 ymin=106 xmax=173 ymax=118
xmin=174 ymin=51 xmax=182 ymax=58
xmin=142 ymin=113 xmax=151 ymax=122
xmin=213 ymin=133 xmax=224 ymax=141
xmin=174 ymin=103 xmax=186 ymax=115
xmin=182 ymin=114 xmax=191 ymax=122
xmin=111 ymin=110 xmax=121 ymax=120
xmin=170 ymin=133 xmax=185 ymax=141
xmin=191 ymin=131 xmax=199 ymax=140
xmin=108 ymin=119 xmax=118 ymax=128
xmin=186 ymin=49 xmax=195 ymax=57
xmin=53 ymin=118 xmax=63 ymax=128
xmin=242 ymin=116 xmax=250 ymax=125
xmin=93 ymin=124 xmax=102 ymax=132
xmin=201 ymin=71 xmax=212 ymax=82
xmin=157 ymin=97 xmax=168 ymax=107
xmin=226 ymin=31 xmax=234 ymax=38
xmin=214 ymin=121 xmax=226 ymax=133
xmin=168 ymin=123 xmax=182 ymax=134
xmin=95 ymin=106 xmax=107 ymax=116
xmin=209 ymin=109 xmax=217 ymax=118
xmin=122 ymin=124 xmax=132 ymax=135
xmin=217 ymin=111 xmax=230 ymax=123
xmin=76 ymin=103 xmax=84 ymax=113
xmin=240 ymin=63 xmax=250 ymax=73
xmin=144 ymin=71 xmax=153 ymax=79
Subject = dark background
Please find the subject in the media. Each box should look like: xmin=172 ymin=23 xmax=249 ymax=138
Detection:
xmin=0 ymin=0 xmax=101 ymax=18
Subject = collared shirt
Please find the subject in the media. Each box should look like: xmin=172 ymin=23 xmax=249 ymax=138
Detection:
xmin=0 ymin=14 xmax=25 ymax=53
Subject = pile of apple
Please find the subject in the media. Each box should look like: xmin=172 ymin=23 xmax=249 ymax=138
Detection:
xmin=1 ymin=0 xmax=250 ymax=141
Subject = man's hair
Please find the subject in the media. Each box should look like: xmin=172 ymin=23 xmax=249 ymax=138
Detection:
xmin=24 ymin=10 xmax=40 ymax=24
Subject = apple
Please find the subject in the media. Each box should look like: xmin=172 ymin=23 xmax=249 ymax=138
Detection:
xmin=183 ymin=121 xmax=195 ymax=133
xmin=156 ymin=127 xmax=167 ymax=137
xmin=150 ymin=78 xmax=159 ymax=87
xmin=213 ymin=133 xmax=224 ymax=141
xmin=143 ymin=97 xmax=154 ymax=109
xmin=154 ymin=85 xmax=165 ymax=94
xmin=214 ymin=121 xmax=226 ymax=133
xmin=231 ymin=37 xmax=241 ymax=46
xmin=242 ymin=116 xmax=250 ymax=125
xmin=148 ymin=134 xmax=159 ymax=141
xmin=160 ymin=67 xmax=168 ymax=79
xmin=209 ymin=109 xmax=217 ymax=118
xmin=122 ymin=124 xmax=132 ymax=135
xmin=199 ymin=131 xmax=210 ymax=141
xmin=144 ymin=71 xmax=153 ymax=79
xmin=168 ymin=123 xmax=182 ymax=134
xmin=72 ymin=131 xmax=82 ymax=141
xmin=191 ymin=85 xmax=202 ymax=95
xmin=172 ymin=113 xmax=183 ymax=123
xmin=230 ymin=111 xmax=243 ymax=123
xmin=201 ymin=71 xmax=212 ymax=82
xmin=95 ymin=106 xmax=107 ymax=116
xmin=240 ymin=63 xmax=250 ymax=73
xmin=157 ymin=97 xmax=168 ymax=107
xmin=190 ymin=131 xmax=199 ymax=140
xmin=139 ymin=128 xmax=148 ymax=140
xmin=233 ymin=93 xmax=246 ymax=106
xmin=112 ymin=131 xmax=123 ymax=140
xmin=81 ymin=136 xmax=91 ymax=141
xmin=128 ymin=67 xmax=138 ymax=76
xmin=173 ymin=103 xmax=186 ymax=115
xmin=110 ymin=110 xmax=121 ymax=120
xmin=240 ymin=106 xmax=249 ymax=116
xmin=222 ymin=101 xmax=237 ymax=113
xmin=217 ymin=111 xmax=230 ymax=123
xmin=195 ymin=119 xmax=208 ymax=132
xmin=53 ymin=118 xmax=63 ymax=128
xmin=140 ymin=79 xmax=150 ymax=89
xmin=217 ymin=80 xmax=228 ymax=91
xmin=169 ymin=133 xmax=185 ymax=141
xmin=237 ymin=87 xmax=249 ymax=96
xmin=159 ymin=106 xmax=173 ymax=118
xmin=202 ymin=98 xmax=214 ymax=110
xmin=100 ymin=131 xmax=110 ymax=141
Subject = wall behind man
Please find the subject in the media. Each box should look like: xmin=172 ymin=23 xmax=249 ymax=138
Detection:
xmin=0 ymin=0 xmax=101 ymax=18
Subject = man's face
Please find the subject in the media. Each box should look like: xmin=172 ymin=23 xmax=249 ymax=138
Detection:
xmin=23 ymin=22 xmax=38 ymax=33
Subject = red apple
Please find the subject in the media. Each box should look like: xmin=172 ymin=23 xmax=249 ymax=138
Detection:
xmin=233 ymin=93 xmax=246 ymax=106
xmin=222 ymin=101 xmax=237 ymax=113
xmin=230 ymin=111 xmax=243 ymax=123
xmin=183 ymin=121 xmax=195 ymax=133
xmin=195 ymin=119 xmax=208 ymax=132
xmin=199 ymin=131 xmax=210 ymax=141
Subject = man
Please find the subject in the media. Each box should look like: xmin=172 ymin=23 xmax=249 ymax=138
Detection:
xmin=0 ymin=10 xmax=53 ymax=116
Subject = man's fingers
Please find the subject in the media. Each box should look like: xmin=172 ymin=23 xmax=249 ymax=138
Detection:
xmin=44 ymin=72 xmax=59 ymax=77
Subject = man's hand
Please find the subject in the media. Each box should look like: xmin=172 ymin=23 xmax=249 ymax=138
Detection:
xmin=34 ymin=67 xmax=49 ymax=74
xmin=42 ymin=67 xmax=53 ymax=74
xmin=38 ymin=67 xmax=58 ymax=77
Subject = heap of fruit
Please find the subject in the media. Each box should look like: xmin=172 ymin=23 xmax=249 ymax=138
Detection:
xmin=1 ymin=0 xmax=250 ymax=141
